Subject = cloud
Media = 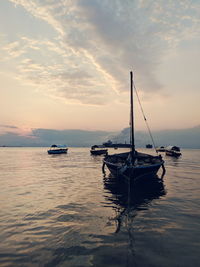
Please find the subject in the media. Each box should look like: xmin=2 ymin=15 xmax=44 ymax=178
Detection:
xmin=112 ymin=125 xmax=200 ymax=148
xmin=4 ymin=0 xmax=200 ymax=104
xmin=0 ymin=124 xmax=18 ymax=129
xmin=9 ymin=0 xmax=65 ymax=35
xmin=1 ymin=126 xmax=199 ymax=148
xmin=0 ymin=128 xmax=114 ymax=147
xmin=2 ymin=41 xmax=26 ymax=58
xmin=0 ymin=125 xmax=34 ymax=137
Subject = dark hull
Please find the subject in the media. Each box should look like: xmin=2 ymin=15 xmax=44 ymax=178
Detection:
xmin=165 ymin=151 xmax=181 ymax=157
xmin=146 ymin=144 xmax=153 ymax=148
xmin=48 ymin=149 xmax=68 ymax=154
xmin=103 ymin=152 xmax=164 ymax=182
xmin=156 ymin=149 xmax=166 ymax=152
xmin=105 ymin=161 xmax=162 ymax=181
xmin=90 ymin=149 xmax=108 ymax=155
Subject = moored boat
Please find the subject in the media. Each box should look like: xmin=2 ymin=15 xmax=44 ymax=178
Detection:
xmin=103 ymin=71 xmax=165 ymax=182
xmin=165 ymin=146 xmax=181 ymax=157
xmin=104 ymin=151 xmax=164 ymax=181
xmin=156 ymin=146 xmax=166 ymax=152
xmin=90 ymin=145 xmax=108 ymax=156
xmin=146 ymin=144 xmax=153 ymax=148
xmin=47 ymin=144 xmax=68 ymax=154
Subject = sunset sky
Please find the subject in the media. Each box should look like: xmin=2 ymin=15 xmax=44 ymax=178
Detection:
xmin=0 ymin=0 xmax=200 ymax=136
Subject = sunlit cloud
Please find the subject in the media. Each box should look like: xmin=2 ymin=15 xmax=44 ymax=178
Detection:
xmin=3 ymin=0 xmax=200 ymax=105
xmin=2 ymin=41 xmax=26 ymax=58
xmin=0 ymin=124 xmax=19 ymax=136
xmin=0 ymin=124 xmax=33 ymax=137
xmin=0 ymin=124 xmax=18 ymax=129
xmin=10 ymin=0 xmax=65 ymax=35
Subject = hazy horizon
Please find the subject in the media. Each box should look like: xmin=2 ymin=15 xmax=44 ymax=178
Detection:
xmin=0 ymin=124 xmax=199 ymax=148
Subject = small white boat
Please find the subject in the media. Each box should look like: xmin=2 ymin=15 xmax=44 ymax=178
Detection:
xmin=47 ymin=144 xmax=68 ymax=154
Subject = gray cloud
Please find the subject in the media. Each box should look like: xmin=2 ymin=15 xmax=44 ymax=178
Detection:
xmin=112 ymin=125 xmax=200 ymax=149
xmin=0 ymin=126 xmax=199 ymax=148
xmin=0 ymin=128 xmax=114 ymax=147
xmin=0 ymin=124 xmax=18 ymax=129
xmin=5 ymin=0 xmax=200 ymax=104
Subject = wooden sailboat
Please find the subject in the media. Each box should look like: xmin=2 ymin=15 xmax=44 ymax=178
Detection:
xmin=103 ymin=71 xmax=165 ymax=182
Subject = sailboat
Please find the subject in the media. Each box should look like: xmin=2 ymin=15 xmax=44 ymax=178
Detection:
xmin=103 ymin=71 xmax=165 ymax=182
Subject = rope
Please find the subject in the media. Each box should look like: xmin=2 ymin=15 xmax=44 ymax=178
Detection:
xmin=132 ymin=81 xmax=158 ymax=155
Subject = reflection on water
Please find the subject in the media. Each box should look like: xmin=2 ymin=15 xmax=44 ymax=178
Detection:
xmin=103 ymin=174 xmax=166 ymax=233
xmin=103 ymin=174 xmax=166 ymax=264
xmin=165 ymin=155 xmax=181 ymax=167
xmin=0 ymin=148 xmax=200 ymax=267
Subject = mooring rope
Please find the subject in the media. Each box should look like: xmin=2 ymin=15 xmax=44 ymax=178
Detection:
xmin=132 ymin=80 xmax=158 ymax=155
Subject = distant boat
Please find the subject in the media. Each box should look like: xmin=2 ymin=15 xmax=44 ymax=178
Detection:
xmin=146 ymin=144 xmax=153 ymax=148
xmin=103 ymin=140 xmax=113 ymax=147
xmin=90 ymin=145 xmax=108 ymax=156
xmin=47 ymin=144 xmax=68 ymax=154
xmin=102 ymin=140 xmax=131 ymax=148
xmin=165 ymin=146 xmax=181 ymax=157
xmin=156 ymin=146 xmax=166 ymax=152
xmin=103 ymin=71 xmax=165 ymax=183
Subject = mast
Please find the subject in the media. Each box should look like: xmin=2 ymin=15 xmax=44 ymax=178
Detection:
xmin=130 ymin=71 xmax=135 ymax=156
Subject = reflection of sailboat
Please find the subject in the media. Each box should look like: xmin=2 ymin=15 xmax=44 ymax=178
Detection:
xmin=103 ymin=174 xmax=166 ymax=233
xmin=103 ymin=164 xmax=166 ymax=262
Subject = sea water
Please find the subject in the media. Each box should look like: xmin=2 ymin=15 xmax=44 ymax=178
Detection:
xmin=0 ymin=147 xmax=199 ymax=267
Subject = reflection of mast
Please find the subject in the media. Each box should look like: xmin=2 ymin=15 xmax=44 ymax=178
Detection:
xmin=104 ymin=174 xmax=166 ymax=264
xmin=103 ymin=174 xmax=166 ymax=234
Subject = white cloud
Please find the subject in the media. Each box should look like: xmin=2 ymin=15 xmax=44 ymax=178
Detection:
xmin=2 ymin=41 xmax=26 ymax=58
xmin=9 ymin=0 xmax=65 ymax=35
xmin=3 ymin=0 xmax=200 ymax=105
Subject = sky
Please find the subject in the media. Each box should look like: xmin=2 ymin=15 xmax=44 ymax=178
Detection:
xmin=0 ymin=0 xmax=200 ymax=137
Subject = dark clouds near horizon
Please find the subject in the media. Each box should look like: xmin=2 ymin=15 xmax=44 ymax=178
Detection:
xmin=0 ymin=126 xmax=200 ymax=148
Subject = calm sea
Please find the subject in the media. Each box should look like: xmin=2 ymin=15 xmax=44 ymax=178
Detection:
xmin=0 ymin=147 xmax=199 ymax=267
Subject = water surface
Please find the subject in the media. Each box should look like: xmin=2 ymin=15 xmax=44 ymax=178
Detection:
xmin=0 ymin=147 xmax=199 ymax=266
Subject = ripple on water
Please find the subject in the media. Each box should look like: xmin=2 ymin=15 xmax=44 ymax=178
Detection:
xmin=0 ymin=148 xmax=200 ymax=267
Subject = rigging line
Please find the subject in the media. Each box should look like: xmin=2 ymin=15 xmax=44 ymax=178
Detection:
xmin=132 ymin=81 xmax=158 ymax=155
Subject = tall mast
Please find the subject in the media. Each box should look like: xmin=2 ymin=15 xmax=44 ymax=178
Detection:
xmin=130 ymin=71 xmax=135 ymax=155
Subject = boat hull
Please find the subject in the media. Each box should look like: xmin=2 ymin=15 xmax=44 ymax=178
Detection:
xmin=165 ymin=151 xmax=181 ymax=157
xmin=48 ymin=149 xmax=68 ymax=154
xmin=90 ymin=149 xmax=108 ymax=155
xmin=104 ymin=161 xmax=163 ymax=181
xmin=103 ymin=152 xmax=164 ymax=182
xmin=156 ymin=148 xmax=166 ymax=152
